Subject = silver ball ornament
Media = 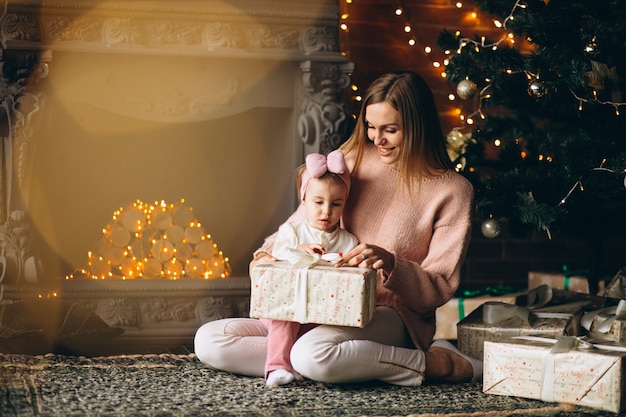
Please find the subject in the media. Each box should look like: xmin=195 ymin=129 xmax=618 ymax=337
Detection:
xmin=457 ymin=79 xmax=478 ymax=100
xmin=481 ymin=218 xmax=502 ymax=238
xmin=527 ymin=79 xmax=548 ymax=98
xmin=584 ymin=37 xmax=600 ymax=59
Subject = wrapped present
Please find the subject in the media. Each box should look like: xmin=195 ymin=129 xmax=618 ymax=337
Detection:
xmin=528 ymin=270 xmax=604 ymax=295
xmin=250 ymin=261 xmax=376 ymax=327
xmin=581 ymin=299 xmax=626 ymax=343
xmin=457 ymin=298 xmax=590 ymax=360
xmin=483 ymin=335 xmax=626 ymax=413
xmin=434 ymin=291 xmax=523 ymax=340
xmin=603 ymin=267 xmax=626 ymax=299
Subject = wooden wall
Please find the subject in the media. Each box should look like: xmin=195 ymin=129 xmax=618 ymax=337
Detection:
xmin=339 ymin=0 xmax=502 ymax=133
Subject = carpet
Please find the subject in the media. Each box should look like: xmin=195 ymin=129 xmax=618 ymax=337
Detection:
xmin=0 ymin=353 xmax=619 ymax=417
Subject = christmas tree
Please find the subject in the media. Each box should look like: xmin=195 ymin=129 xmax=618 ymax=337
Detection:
xmin=438 ymin=0 xmax=626 ymax=288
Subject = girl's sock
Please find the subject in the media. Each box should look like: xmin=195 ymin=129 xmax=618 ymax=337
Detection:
xmin=266 ymin=369 xmax=296 ymax=386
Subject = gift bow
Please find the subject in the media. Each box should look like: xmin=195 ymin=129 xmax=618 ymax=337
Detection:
xmin=525 ymin=284 xmax=553 ymax=309
xmin=581 ymin=299 xmax=626 ymax=334
xmin=482 ymin=302 xmax=535 ymax=326
xmin=481 ymin=284 xmax=561 ymax=326
xmin=284 ymin=249 xmax=324 ymax=268
xmin=283 ymin=248 xmax=341 ymax=267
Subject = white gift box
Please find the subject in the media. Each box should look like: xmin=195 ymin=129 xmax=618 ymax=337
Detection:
xmin=483 ymin=336 xmax=626 ymax=413
xmin=250 ymin=261 xmax=376 ymax=327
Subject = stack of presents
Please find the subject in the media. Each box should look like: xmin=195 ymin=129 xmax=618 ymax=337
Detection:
xmin=249 ymin=259 xmax=626 ymax=413
xmin=436 ymin=267 xmax=626 ymax=413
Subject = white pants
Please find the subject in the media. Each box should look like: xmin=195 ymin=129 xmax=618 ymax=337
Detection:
xmin=194 ymin=306 xmax=426 ymax=386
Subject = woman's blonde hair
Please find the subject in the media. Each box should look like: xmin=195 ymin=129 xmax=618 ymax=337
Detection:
xmin=340 ymin=71 xmax=452 ymax=185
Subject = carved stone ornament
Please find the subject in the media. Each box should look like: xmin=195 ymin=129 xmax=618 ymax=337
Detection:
xmin=0 ymin=47 xmax=50 ymax=285
xmin=298 ymin=60 xmax=355 ymax=155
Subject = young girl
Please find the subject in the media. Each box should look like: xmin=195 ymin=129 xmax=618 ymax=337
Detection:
xmin=263 ymin=149 xmax=358 ymax=386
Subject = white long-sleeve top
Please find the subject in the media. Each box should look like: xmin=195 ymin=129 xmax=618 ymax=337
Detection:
xmin=271 ymin=220 xmax=359 ymax=260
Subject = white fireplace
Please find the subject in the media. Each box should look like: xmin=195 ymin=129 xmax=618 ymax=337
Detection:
xmin=0 ymin=0 xmax=353 ymax=353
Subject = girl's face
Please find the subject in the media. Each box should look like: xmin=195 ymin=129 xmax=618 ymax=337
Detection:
xmin=365 ymin=101 xmax=403 ymax=167
xmin=303 ymin=178 xmax=347 ymax=232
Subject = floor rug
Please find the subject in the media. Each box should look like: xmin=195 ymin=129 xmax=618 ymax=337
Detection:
xmin=0 ymin=353 xmax=619 ymax=416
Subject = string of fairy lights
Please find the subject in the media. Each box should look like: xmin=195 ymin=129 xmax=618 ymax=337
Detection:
xmin=339 ymin=0 xmax=502 ymax=125
xmin=66 ymin=199 xmax=231 ymax=280
xmin=341 ymin=0 xmax=626 ymax=121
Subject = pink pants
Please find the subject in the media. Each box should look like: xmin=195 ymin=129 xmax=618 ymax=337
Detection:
xmin=264 ymin=319 xmax=318 ymax=377
xmin=194 ymin=306 xmax=426 ymax=386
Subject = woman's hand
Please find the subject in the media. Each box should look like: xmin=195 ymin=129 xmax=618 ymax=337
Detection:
xmin=249 ymin=251 xmax=276 ymax=277
xmin=338 ymin=243 xmax=395 ymax=274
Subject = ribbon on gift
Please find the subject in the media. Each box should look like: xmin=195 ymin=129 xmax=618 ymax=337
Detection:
xmin=580 ymin=299 xmax=626 ymax=334
xmin=481 ymin=284 xmax=559 ymax=327
xmin=454 ymin=285 xmax=524 ymax=320
xmin=283 ymin=249 xmax=344 ymax=323
xmin=525 ymin=284 xmax=553 ymax=309
xmin=482 ymin=302 xmax=575 ymax=328
xmin=560 ymin=264 xmax=591 ymax=291
xmin=284 ymin=249 xmax=322 ymax=323
xmin=483 ymin=302 xmax=536 ymax=326
xmin=513 ymin=335 xmax=626 ymax=354
xmin=511 ymin=335 xmax=626 ymax=403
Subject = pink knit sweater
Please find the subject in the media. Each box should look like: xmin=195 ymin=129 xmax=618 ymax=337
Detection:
xmin=258 ymin=144 xmax=474 ymax=351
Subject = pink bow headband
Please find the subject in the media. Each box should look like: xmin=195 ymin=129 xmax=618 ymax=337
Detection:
xmin=300 ymin=150 xmax=351 ymax=201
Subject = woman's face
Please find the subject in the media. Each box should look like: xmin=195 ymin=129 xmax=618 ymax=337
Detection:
xmin=365 ymin=101 xmax=403 ymax=166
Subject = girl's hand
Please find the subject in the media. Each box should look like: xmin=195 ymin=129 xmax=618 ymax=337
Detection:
xmin=249 ymin=252 xmax=276 ymax=276
xmin=296 ymin=243 xmax=326 ymax=255
xmin=338 ymin=244 xmax=395 ymax=274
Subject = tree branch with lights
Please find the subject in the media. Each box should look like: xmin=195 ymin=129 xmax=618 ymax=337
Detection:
xmin=437 ymin=0 xmax=626 ymax=289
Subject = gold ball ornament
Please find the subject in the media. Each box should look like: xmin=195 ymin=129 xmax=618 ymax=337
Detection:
xmin=456 ymin=79 xmax=478 ymax=100
xmin=481 ymin=218 xmax=502 ymax=239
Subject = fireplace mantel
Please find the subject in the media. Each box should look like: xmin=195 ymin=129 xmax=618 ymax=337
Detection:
xmin=7 ymin=0 xmax=347 ymax=60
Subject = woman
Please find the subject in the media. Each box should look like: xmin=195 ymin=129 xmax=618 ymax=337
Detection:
xmin=194 ymin=71 xmax=481 ymax=386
